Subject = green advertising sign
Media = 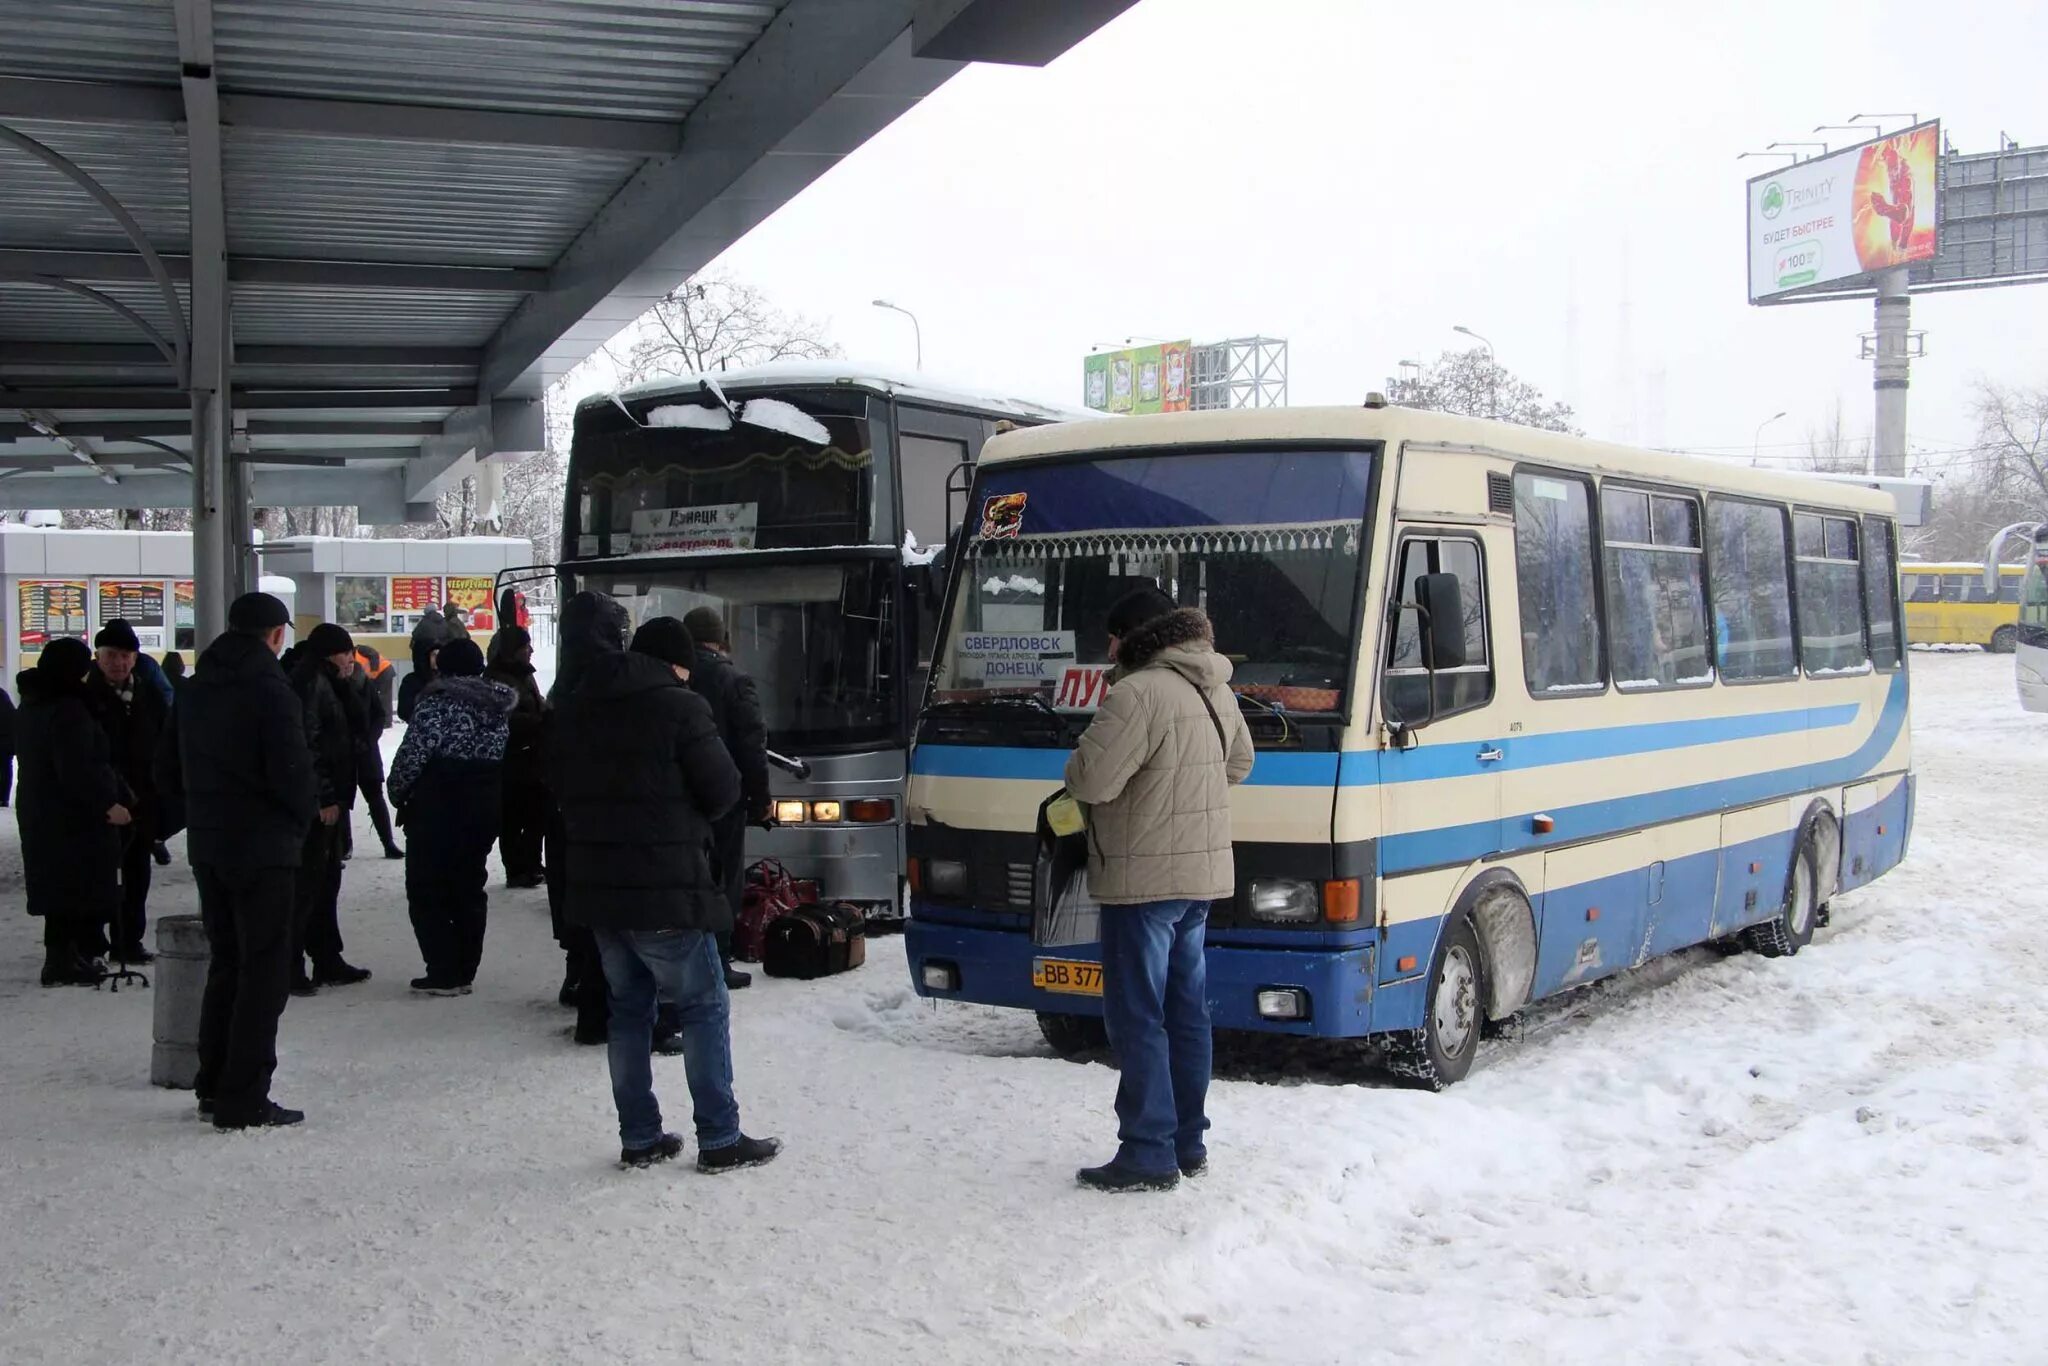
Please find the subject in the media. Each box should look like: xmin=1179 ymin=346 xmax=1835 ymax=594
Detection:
xmin=1083 ymin=340 xmax=1192 ymax=414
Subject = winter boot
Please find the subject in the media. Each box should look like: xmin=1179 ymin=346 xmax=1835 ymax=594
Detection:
xmin=698 ymin=1134 xmax=781 ymax=1174
xmin=214 ymin=1101 xmax=305 ymax=1131
xmin=723 ymin=964 xmax=753 ymax=991
xmin=410 ymin=976 xmax=464 ymax=997
xmin=1076 ymin=1161 xmax=1179 ymax=1193
xmin=621 ymin=1133 xmax=685 ymax=1168
xmin=314 ymin=961 xmax=372 ymax=987
xmin=151 ymin=841 xmax=172 ymax=867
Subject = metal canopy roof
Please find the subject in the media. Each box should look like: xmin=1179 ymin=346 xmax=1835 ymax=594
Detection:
xmin=0 ymin=0 xmax=1136 ymax=535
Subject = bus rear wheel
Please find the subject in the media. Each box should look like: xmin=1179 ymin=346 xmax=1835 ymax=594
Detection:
xmin=1389 ymin=916 xmax=1487 ymax=1090
xmin=1037 ymin=1012 xmax=1109 ymax=1059
xmin=1991 ymin=625 xmax=2018 ymax=654
xmin=1744 ymin=840 xmax=1818 ymax=958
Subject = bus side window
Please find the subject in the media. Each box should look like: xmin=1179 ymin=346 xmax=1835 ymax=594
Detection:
xmin=1861 ymin=518 xmax=1902 ymax=671
xmin=1514 ymin=472 xmax=1605 ymax=697
xmin=2000 ymin=573 xmax=2022 ymax=604
xmin=1384 ymin=535 xmax=1492 ymax=723
xmin=1942 ymin=574 xmax=1974 ymax=603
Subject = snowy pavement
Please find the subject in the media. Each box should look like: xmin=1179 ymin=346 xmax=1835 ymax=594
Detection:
xmin=1 ymin=651 xmax=2043 ymax=1364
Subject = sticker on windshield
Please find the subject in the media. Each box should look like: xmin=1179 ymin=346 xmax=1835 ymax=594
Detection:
xmin=979 ymin=492 xmax=1028 ymax=540
xmin=956 ymin=631 xmax=1074 ymax=658
xmin=1054 ymin=665 xmax=1112 ymax=711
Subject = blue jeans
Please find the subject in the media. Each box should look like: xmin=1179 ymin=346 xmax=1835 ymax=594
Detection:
xmin=592 ymin=927 xmax=742 ymax=1152
xmin=1098 ymin=898 xmax=1212 ymax=1174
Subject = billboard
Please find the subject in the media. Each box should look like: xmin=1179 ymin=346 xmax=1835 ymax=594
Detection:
xmin=1082 ymin=341 xmax=1193 ymax=414
xmin=1748 ymin=121 xmax=1940 ymax=302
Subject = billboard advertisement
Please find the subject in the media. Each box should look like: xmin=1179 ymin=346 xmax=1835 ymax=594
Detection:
xmin=1083 ymin=341 xmax=1194 ymax=414
xmin=1749 ymin=121 xmax=1940 ymax=301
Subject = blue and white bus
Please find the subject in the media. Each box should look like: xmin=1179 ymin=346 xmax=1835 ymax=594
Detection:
xmin=905 ymin=405 xmax=1912 ymax=1084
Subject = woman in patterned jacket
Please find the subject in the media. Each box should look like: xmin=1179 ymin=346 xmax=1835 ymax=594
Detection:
xmin=388 ymin=637 xmax=514 ymax=995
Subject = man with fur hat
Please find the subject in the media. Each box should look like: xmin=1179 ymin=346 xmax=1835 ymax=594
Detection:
xmin=1063 ymin=587 xmax=1254 ymax=1192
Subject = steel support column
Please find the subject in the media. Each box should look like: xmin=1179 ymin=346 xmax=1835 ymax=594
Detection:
xmin=179 ymin=0 xmax=232 ymax=642
xmin=1872 ymin=267 xmax=1911 ymax=478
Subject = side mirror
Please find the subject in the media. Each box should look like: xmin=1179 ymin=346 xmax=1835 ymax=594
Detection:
xmin=1417 ymin=572 xmax=1467 ymax=670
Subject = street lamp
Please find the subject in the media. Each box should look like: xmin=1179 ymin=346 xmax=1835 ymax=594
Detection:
xmin=871 ymin=299 xmax=922 ymax=371
xmin=1753 ymin=410 xmax=1787 ymax=463
xmin=1452 ymin=325 xmax=1496 ymax=418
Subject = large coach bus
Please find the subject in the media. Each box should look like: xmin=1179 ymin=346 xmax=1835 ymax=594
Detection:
xmin=904 ymin=405 xmax=1913 ymax=1085
xmin=549 ymin=363 xmax=1088 ymax=922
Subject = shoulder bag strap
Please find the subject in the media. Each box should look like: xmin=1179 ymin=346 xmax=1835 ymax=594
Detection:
xmin=1182 ymin=673 xmax=1229 ymax=759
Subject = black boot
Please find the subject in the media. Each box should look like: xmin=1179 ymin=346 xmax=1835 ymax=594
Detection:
xmin=1076 ymin=1161 xmax=1179 ymax=1193
xmin=724 ymin=964 xmax=753 ymax=991
xmin=313 ymin=961 xmax=371 ymax=987
xmin=620 ymin=1133 xmax=684 ymax=1168
xmin=214 ymin=1101 xmax=305 ymax=1131
xmin=151 ymin=841 xmax=172 ymax=867
xmin=698 ymin=1134 xmax=781 ymax=1174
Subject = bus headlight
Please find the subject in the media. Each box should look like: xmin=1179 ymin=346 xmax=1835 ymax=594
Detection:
xmin=774 ymin=799 xmax=808 ymax=825
xmin=1248 ymin=878 xmax=1320 ymax=923
xmin=809 ymin=800 xmax=843 ymax=823
xmin=922 ymin=960 xmax=961 ymax=992
xmin=1256 ymin=987 xmax=1311 ymax=1021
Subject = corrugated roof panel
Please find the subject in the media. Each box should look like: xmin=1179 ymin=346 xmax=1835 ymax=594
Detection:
xmin=0 ymin=277 xmax=190 ymax=345
xmin=0 ymin=120 xmax=191 ymax=253
xmin=212 ymin=0 xmax=783 ymax=120
xmin=223 ymin=130 xmax=643 ymax=265
xmin=0 ymin=1 xmax=179 ymax=84
xmin=230 ymin=284 xmax=519 ymax=347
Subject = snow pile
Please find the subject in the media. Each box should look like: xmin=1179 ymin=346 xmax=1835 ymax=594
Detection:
xmin=739 ymin=397 xmax=831 ymax=446
xmin=643 ymin=401 xmax=732 ymax=431
xmin=901 ymin=531 xmax=938 ymax=567
xmin=0 ymin=655 xmax=2042 ymax=1363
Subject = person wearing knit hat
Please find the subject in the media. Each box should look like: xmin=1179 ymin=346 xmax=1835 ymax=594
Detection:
xmin=87 ymin=618 xmax=172 ymax=963
xmin=678 ymin=605 xmax=769 ymax=992
xmin=387 ymin=633 xmax=514 ymax=995
xmin=628 ymin=616 xmax=696 ymax=673
xmin=16 ymin=635 xmax=129 ymax=986
xmin=285 ymin=623 xmax=371 ymax=994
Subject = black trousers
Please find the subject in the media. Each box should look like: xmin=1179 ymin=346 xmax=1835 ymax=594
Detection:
xmin=713 ymin=808 xmax=747 ymax=965
xmin=499 ymin=778 xmax=547 ymax=880
xmin=291 ymin=821 xmax=346 ymax=974
xmin=115 ymin=827 xmax=153 ymax=954
xmin=0 ymin=753 xmax=12 ymax=806
xmin=406 ymin=852 xmax=492 ymax=986
xmin=356 ymin=744 xmax=397 ymax=850
xmin=192 ymin=863 xmax=296 ymax=1120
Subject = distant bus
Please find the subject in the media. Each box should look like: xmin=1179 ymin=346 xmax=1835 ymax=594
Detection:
xmin=544 ymin=363 xmax=1089 ymax=923
xmin=1900 ymin=560 xmax=2021 ymax=651
xmin=906 ymin=405 xmax=1913 ymax=1086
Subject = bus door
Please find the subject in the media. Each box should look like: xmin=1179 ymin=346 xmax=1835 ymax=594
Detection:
xmin=1377 ymin=520 xmax=1505 ymax=891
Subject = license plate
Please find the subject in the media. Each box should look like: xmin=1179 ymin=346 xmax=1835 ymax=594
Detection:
xmin=1032 ymin=958 xmax=1102 ymax=996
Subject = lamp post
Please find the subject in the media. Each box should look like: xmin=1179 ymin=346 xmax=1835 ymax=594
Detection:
xmin=1753 ymin=410 xmax=1787 ymax=464
xmin=1452 ymin=325 xmax=1496 ymax=418
xmin=871 ymin=299 xmax=921 ymax=370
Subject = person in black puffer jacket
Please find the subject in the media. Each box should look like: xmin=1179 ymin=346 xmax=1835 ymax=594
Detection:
xmin=681 ymin=606 xmax=771 ymax=991
xmin=288 ymin=623 xmax=370 ymax=992
xmin=485 ymin=625 xmax=548 ymax=888
xmin=86 ymin=619 xmax=172 ymax=964
xmin=389 ymin=638 xmax=512 ymax=994
xmin=548 ymin=612 xmax=778 ymax=1171
xmin=546 ymin=591 xmax=631 ymax=1041
xmin=15 ymin=639 xmax=128 ymax=986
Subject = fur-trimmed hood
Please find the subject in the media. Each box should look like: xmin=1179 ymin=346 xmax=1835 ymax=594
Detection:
xmin=1116 ymin=607 xmax=1232 ymax=689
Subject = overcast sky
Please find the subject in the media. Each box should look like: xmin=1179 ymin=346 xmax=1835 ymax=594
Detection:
xmin=695 ymin=0 xmax=2046 ymax=468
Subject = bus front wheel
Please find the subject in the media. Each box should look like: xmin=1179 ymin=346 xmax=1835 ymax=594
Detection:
xmin=1037 ymin=1012 xmax=1109 ymax=1059
xmin=1991 ymin=625 xmax=2017 ymax=654
xmin=1389 ymin=916 xmax=1488 ymax=1090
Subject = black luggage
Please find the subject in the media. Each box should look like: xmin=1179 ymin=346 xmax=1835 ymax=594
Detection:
xmin=761 ymin=902 xmax=867 ymax=980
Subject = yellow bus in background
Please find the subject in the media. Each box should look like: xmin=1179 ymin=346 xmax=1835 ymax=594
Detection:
xmin=1901 ymin=561 xmax=2022 ymax=651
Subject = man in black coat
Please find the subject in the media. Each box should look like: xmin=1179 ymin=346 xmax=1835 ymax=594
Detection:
xmin=86 ymin=619 xmax=172 ymax=964
xmin=16 ymin=638 xmax=129 ymax=986
xmin=547 ymin=609 xmax=779 ymax=1172
xmin=288 ymin=623 xmax=371 ymax=992
xmin=485 ymin=625 xmax=548 ymax=887
xmin=681 ymin=606 xmax=771 ymax=991
xmin=349 ymin=644 xmax=403 ymax=860
xmin=155 ymin=593 xmax=315 ymax=1129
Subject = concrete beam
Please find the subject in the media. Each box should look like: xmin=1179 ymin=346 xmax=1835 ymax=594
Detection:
xmin=0 ymin=387 xmax=476 ymax=411
xmin=0 ymin=418 xmax=441 ymax=439
xmin=0 ymin=343 xmax=480 ymax=369
xmin=0 ymin=466 xmax=417 ymax=523
xmin=0 ymin=75 xmax=684 ymax=153
xmin=912 ymin=0 xmax=1138 ymax=65
xmin=0 ymin=249 xmax=547 ymax=293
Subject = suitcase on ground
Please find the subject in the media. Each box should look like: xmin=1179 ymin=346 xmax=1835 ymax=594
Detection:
xmin=762 ymin=902 xmax=867 ymax=980
xmin=733 ymin=859 xmax=809 ymax=963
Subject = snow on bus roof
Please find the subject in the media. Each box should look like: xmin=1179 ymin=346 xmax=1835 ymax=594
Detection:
xmin=583 ymin=359 xmax=1099 ymax=425
xmin=977 ymin=406 xmax=1898 ymax=514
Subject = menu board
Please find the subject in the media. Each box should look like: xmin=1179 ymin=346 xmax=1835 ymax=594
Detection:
xmin=19 ymin=580 xmax=89 ymax=649
xmin=174 ymin=580 xmax=196 ymax=649
xmin=390 ymin=576 xmax=442 ymax=615
xmin=444 ymin=575 xmax=496 ymax=631
xmin=97 ymin=579 xmax=169 ymax=650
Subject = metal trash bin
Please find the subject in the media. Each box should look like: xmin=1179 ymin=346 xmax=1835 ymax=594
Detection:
xmin=150 ymin=915 xmax=210 ymax=1089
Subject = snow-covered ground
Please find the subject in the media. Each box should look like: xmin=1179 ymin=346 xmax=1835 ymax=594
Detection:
xmin=1 ymin=651 xmax=2043 ymax=1364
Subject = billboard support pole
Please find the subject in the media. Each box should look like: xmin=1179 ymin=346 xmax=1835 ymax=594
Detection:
xmin=1873 ymin=266 xmax=1910 ymax=477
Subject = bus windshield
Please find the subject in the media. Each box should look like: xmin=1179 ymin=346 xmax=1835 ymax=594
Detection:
xmin=568 ymin=388 xmax=876 ymax=557
xmin=931 ymin=447 xmax=1374 ymax=720
xmin=576 ymin=559 xmax=897 ymax=751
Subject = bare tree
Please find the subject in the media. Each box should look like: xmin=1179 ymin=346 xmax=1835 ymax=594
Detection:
xmin=1387 ymin=348 xmax=1580 ymax=434
xmin=1800 ymin=400 xmax=1868 ymax=475
xmin=610 ymin=272 xmax=837 ymax=386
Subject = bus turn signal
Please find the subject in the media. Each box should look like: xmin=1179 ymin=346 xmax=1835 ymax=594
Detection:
xmin=1322 ymin=878 xmax=1361 ymax=923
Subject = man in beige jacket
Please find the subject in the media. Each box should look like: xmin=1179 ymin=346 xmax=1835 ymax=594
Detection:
xmin=1064 ymin=587 xmax=1254 ymax=1191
